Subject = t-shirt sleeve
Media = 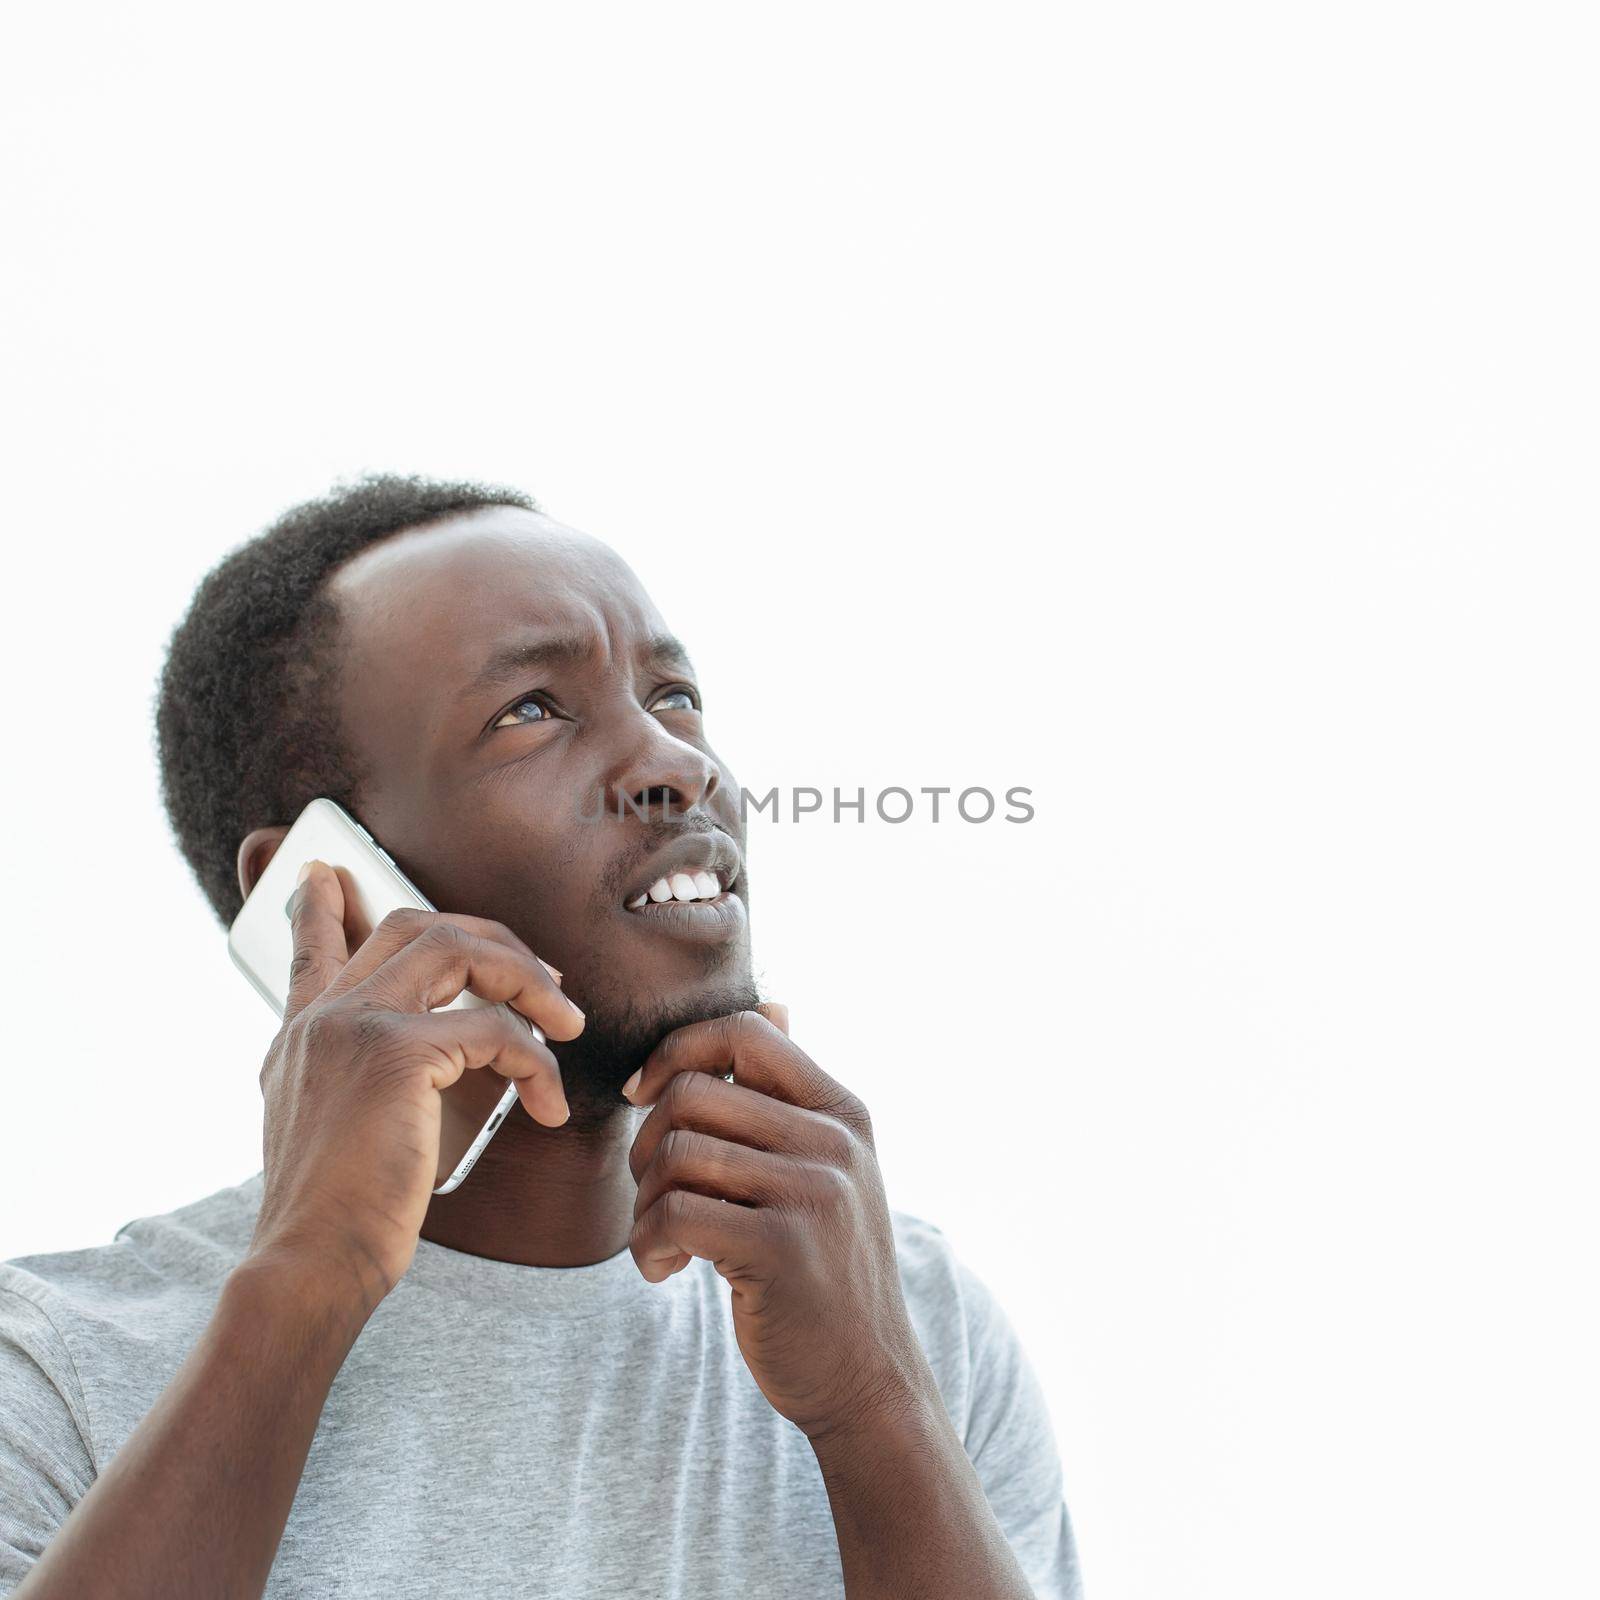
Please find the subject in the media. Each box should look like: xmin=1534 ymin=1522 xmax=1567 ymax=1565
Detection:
xmin=0 ymin=1280 xmax=96 ymax=1595
xmin=955 ymin=1259 xmax=1084 ymax=1600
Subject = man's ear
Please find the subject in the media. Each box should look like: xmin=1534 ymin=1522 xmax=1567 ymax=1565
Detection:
xmin=237 ymin=825 xmax=291 ymax=905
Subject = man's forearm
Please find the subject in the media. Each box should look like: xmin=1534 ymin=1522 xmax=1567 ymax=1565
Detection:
xmin=15 ymin=1253 xmax=373 ymax=1600
xmin=812 ymin=1383 xmax=1035 ymax=1600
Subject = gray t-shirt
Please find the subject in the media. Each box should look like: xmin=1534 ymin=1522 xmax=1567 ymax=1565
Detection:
xmin=0 ymin=1173 xmax=1081 ymax=1598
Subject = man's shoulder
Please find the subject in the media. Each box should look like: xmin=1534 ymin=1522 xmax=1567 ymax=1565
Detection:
xmin=0 ymin=1171 xmax=264 ymax=1331
xmin=885 ymin=1208 xmax=1033 ymax=1432
xmin=887 ymin=1208 xmax=993 ymax=1348
xmin=887 ymin=1207 xmax=958 ymax=1284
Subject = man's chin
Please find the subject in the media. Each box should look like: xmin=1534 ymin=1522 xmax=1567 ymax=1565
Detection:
xmin=549 ymin=977 xmax=764 ymax=1118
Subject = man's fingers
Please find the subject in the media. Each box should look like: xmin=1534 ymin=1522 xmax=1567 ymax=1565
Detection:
xmin=627 ymin=1073 xmax=857 ymax=1184
xmin=623 ymin=1010 xmax=868 ymax=1138
xmin=756 ymin=1001 xmax=789 ymax=1037
xmin=284 ymin=860 xmax=352 ymax=1021
xmin=281 ymin=865 xmax=581 ymax=1102
xmin=345 ymin=919 xmax=586 ymax=1042
xmin=629 ymin=1187 xmax=773 ymax=1284
xmin=327 ymin=905 xmax=560 ymax=1001
xmin=631 ymin=1128 xmax=817 ymax=1220
xmin=397 ymin=1008 xmax=569 ymax=1126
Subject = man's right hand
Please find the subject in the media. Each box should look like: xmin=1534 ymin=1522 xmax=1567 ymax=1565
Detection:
xmin=11 ymin=856 xmax=584 ymax=1600
xmin=246 ymin=857 xmax=584 ymax=1311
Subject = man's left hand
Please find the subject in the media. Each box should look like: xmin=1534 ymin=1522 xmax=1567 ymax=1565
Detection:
xmin=623 ymin=1006 xmax=933 ymax=1443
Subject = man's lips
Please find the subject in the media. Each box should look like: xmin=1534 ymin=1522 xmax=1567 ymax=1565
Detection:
xmin=622 ymin=833 xmax=744 ymax=911
xmin=619 ymin=833 xmax=747 ymax=943
xmin=623 ymin=890 xmax=747 ymax=943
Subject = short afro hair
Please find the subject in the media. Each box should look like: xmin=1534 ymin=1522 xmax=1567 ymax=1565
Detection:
xmin=155 ymin=472 xmax=539 ymax=929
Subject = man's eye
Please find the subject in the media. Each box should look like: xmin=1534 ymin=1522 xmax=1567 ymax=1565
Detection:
xmin=492 ymin=694 xmax=553 ymax=729
xmin=653 ymin=688 xmax=698 ymax=713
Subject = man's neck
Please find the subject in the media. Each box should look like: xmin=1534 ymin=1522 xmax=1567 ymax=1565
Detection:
xmin=418 ymin=1103 xmax=640 ymax=1267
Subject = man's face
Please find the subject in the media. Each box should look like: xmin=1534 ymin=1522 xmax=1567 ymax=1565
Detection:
xmin=321 ymin=506 xmax=756 ymax=1105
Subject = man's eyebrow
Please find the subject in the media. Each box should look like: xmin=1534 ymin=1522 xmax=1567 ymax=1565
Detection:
xmin=457 ymin=634 xmax=597 ymax=703
xmin=458 ymin=631 xmax=697 ymax=702
xmin=643 ymin=633 xmax=696 ymax=675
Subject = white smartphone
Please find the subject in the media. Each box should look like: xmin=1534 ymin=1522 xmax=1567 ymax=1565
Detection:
xmin=227 ymin=796 xmax=530 ymax=1194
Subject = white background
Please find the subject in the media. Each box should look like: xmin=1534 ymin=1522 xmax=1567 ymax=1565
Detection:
xmin=2 ymin=6 xmax=1596 ymax=1597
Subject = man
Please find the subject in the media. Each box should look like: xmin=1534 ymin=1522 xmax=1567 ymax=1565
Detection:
xmin=0 ymin=476 xmax=1081 ymax=1598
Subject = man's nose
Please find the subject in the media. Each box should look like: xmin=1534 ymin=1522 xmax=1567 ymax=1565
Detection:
xmin=603 ymin=716 xmax=720 ymax=820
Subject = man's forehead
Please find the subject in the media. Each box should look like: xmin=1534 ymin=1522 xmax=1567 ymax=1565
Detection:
xmin=328 ymin=506 xmax=667 ymax=677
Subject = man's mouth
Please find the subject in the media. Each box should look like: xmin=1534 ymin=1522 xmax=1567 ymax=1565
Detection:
xmin=619 ymin=834 xmax=746 ymax=940
xmin=625 ymin=868 xmax=731 ymax=910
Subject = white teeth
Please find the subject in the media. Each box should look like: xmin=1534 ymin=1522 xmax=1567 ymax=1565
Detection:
xmin=632 ymin=869 xmax=729 ymax=909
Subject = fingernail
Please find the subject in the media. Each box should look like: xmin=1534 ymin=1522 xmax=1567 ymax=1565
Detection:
xmin=621 ymin=1069 xmax=642 ymax=1103
xmin=540 ymin=959 xmax=564 ymax=983
xmin=296 ymin=859 xmax=314 ymax=885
